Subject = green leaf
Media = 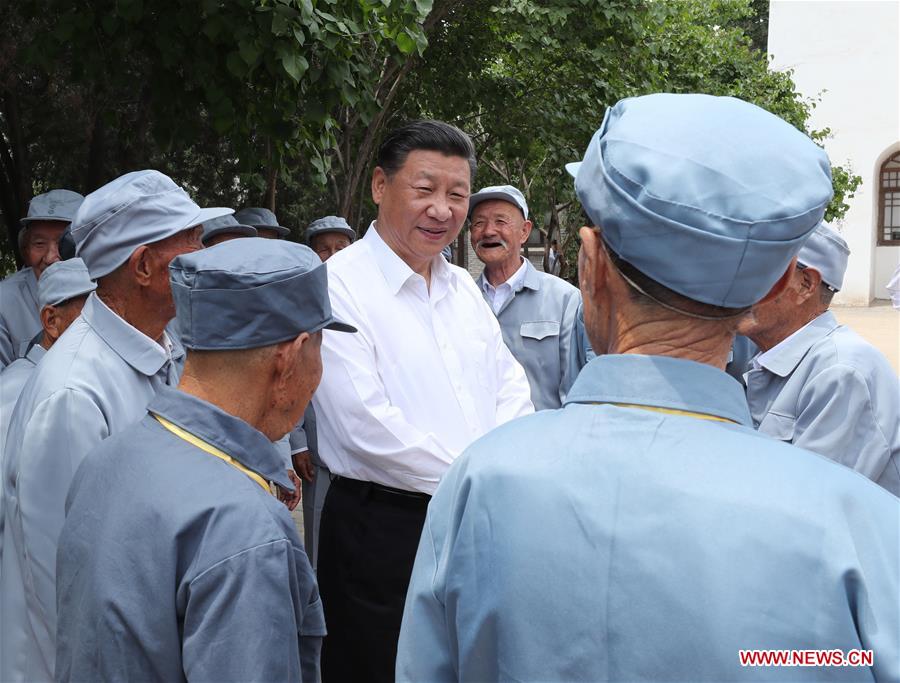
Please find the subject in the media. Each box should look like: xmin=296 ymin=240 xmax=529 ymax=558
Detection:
xmin=239 ymin=40 xmax=261 ymax=66
xmin=281 ymin=53 xmax=309 ymax=83
xmin=395 ymin=30 xmax=415 ymax=54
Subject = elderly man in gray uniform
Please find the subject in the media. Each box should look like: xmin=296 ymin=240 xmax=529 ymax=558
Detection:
xmin=0 ymin=258 xmax=94 ymax=566
xmin=739 ymin=223 xmax=900 ymax=494
xmin=0 ymin=189 xmax=83 ymax=367
xmin=0 ymin=170 xmax=230 ymax=683
xmin=398 ymin=94 xmax=898 ymax=682
xmin=235 ymin=206 xmax=291 ymax=239
xmin=471 ymin=185 xmax=583 ymax=409
xmin=200 ymin=213 xmax=257 ymax=246
xmin=290 ymin=214 xmax=357 ymax=566
xmin=56 ymin=237 xmax=353 ymax=683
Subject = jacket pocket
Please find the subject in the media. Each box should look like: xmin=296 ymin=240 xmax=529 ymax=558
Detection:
xmin=520 ymin=321 xmax=560 ymax=341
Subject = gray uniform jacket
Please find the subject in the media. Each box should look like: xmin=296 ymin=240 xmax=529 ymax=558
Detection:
xmin=0 ymin=268 xmax=40 ymax=368
xmin=289 ymin=405 xmax=330 ymax=567
xmin=56 ymin=387 xmax=325 ymax=683
xmin=0 ymin=293 xmax=182 ymax=682
xmin=397 ymin=354 xmax=899 ymax=681
xmin=0 ymin=342 xmax=45 ymax=560
xmin=477 ymin=260 xmax=582 ymax=410
xmin=745 ymin=311 xmax=900 ymax=495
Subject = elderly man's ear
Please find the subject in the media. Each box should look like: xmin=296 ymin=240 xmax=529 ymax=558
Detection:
xmin=578 ymin=226 xmax=609 ymax=300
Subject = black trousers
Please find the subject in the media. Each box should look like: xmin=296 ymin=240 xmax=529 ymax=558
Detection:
xmin=318 ymin=476 xmax=430 ymax=683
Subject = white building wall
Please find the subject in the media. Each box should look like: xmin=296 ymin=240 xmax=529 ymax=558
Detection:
xmin=768 ymin=0 xmax=900 ymax=304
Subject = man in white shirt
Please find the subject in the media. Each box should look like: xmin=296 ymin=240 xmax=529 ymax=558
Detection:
xmin=312 ymin=119 xmax=533 ymax=682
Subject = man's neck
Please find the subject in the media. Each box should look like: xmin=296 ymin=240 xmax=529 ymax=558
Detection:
xmin=484 ymin=255 xmax=523 ymax=288
xmin=96 ymin=289 xmax=167 ymax=344
xmin=373 ymin=221 xmax=434 ymax=288
xmin=749 ymin=307 xmax=827 ymax=353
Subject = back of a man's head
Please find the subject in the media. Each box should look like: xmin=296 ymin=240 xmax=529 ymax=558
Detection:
xmin=568 ymin=94 xmax=834 ymax=356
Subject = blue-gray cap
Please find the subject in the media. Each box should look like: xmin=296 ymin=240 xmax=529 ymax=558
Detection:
xmin=201 ymin=215 xmax=258 ymax=245
xmin=797 ymin=222 xmax=850 ymax=291
xmin=306 ymin=216 xmax=355 ymax=244
xmin=37 ymin=258 xmax=96 ymax=308
xmin=21 ymin=189 xmax=84 ymax=226
xmin=234 ymin=207 xmax=291 ymax=238
xmin=72 ymin=170 xmax=233 ymax=279
xmin=468 ymin=185 xmax=529 ymax=219
xmin=567 ymin=94 xmax=834 ymax=308
xmin=169 ymin=237 xmax=356 ymax=350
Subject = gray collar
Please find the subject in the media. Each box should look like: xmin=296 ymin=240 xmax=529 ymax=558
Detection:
xmin=148 ymin=386 xmax=294 ymax=491
xmin=756 ymin=311 xmax=840 ymax=378
xmin=566 ymin=354 xmax=752 ymax=426
xmin=81 ymin=293 xmax=171 ymax=377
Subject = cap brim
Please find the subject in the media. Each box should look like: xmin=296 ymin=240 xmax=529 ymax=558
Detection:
xmin=324 ymin=319 xmax=357 ymax=333
xmin=20 ymin=216 xmax=73 ymax=226
xmin=467 ymin=191 xmax=528 ymax=219
xmin=565 ymin=162 xmax=582 ymax=178
xmin=195 ymin=207 xmax=234 ymax=225
xmin=201 ymin=224 xmax=257 ymax=244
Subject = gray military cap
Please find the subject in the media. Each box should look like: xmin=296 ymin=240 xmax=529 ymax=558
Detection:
xmin=21 ymin=189 xmax=84 ymax=226
xmin=201 ymin=215 xmax=258 ymax=245
xmin=37 ymin=258 xmax=96 ymax=308
xmin=306 ymin=216 xmax=355 ymax=244
xmin=234 ymin=207 xmax=291 ymax=238
xmin=797 ymin=222 xmax=850 ymax=292
xmin=71 ymin=170 xmax=232 ymax=279
xmin=468 ymin=185 xmax=529 ymax=219
xmin=169 ymin=237 xmax=356 ymax=350
xmin=566 ymin=94 xmax=834 ymax=309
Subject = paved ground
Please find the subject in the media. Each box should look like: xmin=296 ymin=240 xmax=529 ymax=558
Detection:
xmin=832 ymin=302 xmax=899 ymax=373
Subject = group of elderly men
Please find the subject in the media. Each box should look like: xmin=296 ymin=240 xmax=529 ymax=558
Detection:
xmin=0 ymin=93 xmax=897 ymax=683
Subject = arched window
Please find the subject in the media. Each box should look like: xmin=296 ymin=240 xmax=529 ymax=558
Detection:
xmin=879 ymin=151 xmax=900 ymax=245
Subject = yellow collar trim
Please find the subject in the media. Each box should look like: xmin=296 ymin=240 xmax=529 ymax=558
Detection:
xmin=600 ymin=402 xmax=736 ymax=424
xmin=153 ymin=414 xmax=273 ymax=495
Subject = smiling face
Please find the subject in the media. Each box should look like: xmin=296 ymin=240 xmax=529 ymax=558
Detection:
xmin=311 ymin=231 xmax=352 ymax=262
xmin=22 ymin=221 xmax=68 ymax=278
xmin=470 ymin=199 xmax=531 ymax=273
xmin=371 ymin=150 xmax=471 ymax=275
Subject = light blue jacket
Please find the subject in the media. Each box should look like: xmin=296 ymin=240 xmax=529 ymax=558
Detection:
xmin=398 ymin=354 xmax=899 ymax=682
xmin=0 ymin=293 xmax=182 ymax=682
xmin=0 ymin=268 xmax=41 ymax=368
xmin=476 ymin=261 xmax=583 ymax=410
xmin=0 ymin=342 xmax=45 ymax=566
xmin=745 ymin=311 xmax=900 ymax=496
xmin=56 ymin=387 xmax=324 ymax=682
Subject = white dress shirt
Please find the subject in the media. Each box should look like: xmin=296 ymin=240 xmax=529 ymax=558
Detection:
xmin=481 ymin=257 xmax=528 ymax=314
xmin=313 ymin=223 xmax=534 ymax=494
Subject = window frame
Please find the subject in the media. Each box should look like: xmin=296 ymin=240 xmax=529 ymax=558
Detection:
xmin=877 ymin=151 xmax=900 ymax=246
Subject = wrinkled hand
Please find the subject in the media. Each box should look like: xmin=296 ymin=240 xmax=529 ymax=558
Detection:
xmin=292 ymin=450 xmax=315 ymax=482
xmin=278 ymin=469 xmax=302 ymax=511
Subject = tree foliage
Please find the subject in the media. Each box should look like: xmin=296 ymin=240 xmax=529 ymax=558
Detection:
xmin=1 ymin=0 xmax=859 ymax=275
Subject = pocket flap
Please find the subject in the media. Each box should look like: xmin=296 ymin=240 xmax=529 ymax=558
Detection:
xmin=520 ymin=321 xmax=560 ymax=341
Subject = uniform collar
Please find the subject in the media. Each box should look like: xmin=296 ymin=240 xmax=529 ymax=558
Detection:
xmin=147 ymin=386 xmax=293 ymax=490
xmin=478 ymin=257 xmax=537 ymax=295
xmin=24 ymin=341 xmax=46 ymax=365
xmin=12 ymin=267 xmax=39 ymax=307
xmin=565 ymin=354 xmax=753 ymax=426
xmin=81 ymin=292 xmax=171 ymax=377
xmin=755 ymin=311 xmax=840 ymax=378
xmin=365 ymin=221 xmax=457 ymax=297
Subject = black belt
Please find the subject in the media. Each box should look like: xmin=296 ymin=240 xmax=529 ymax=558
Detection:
xmin=331 ymin=475 xmax=431 ymax=509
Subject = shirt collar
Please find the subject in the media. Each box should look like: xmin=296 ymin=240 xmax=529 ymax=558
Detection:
xmin=565 ymin=354 xmax=753 ymax=426
xmin=755 ymin=311 xmax=840 ymax=377
xmin=81 ymin=292 xmax=170 ymax=377
xmin=478 ymin=256 xmax=540 ymax=294
xmin=365 ymin=222 xmax=457 ymax=297
xmin=147 ymin=386 xmax=293 ymax=490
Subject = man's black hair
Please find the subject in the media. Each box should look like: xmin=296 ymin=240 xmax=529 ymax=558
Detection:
xmin=376 ymin=120 xmax=476 ymax=178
